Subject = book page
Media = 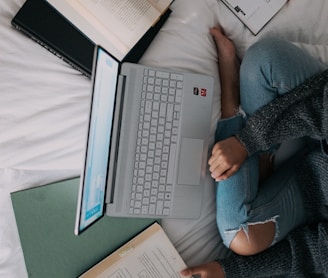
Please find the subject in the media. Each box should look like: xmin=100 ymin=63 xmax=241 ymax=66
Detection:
xmin=47 ymin=0 xmax=128 ymax=60
xmin=223 ymin=0 xmax=287 ymax=34
xmin=147 ymin=0 xmax=173 ymax=12
xmin=80 ymin=223 xmax=190 ymax=278
xmin=78 ymin=0 xmax=163 ymax=49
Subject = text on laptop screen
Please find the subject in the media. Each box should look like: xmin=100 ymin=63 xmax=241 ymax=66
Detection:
xmin=79 ymin=48 xmax=119 ymax=232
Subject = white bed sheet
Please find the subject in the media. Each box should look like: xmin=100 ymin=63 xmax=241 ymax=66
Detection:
xmin=1 ymin=0 xmax=328 ymax=277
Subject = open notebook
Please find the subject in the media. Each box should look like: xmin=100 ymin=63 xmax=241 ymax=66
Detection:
xmin=12 ymin=0 xmax=171 ymax=77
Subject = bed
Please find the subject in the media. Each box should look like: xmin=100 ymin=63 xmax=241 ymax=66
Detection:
xmin=1 ymin=0 xmax=328 ymax=277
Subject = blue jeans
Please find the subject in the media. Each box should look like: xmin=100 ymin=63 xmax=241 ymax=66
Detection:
xmin=216 ymin=38 xmax=326 ymax=248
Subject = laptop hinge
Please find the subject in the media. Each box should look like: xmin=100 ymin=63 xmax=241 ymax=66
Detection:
xmin=106 ymin=74 xmax=127 ymax=204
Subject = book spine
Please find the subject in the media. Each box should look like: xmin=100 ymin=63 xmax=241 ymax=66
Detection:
xmin=12 ymin=23 xmax=91 ymax=78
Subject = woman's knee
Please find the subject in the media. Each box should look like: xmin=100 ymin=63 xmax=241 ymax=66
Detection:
xmin=229 ymin=221 xmax=276 ymax=256
xmin=240 ymin=38 xmax=291 ymax=84
xmin=239 ymin=38 xmax=302 ymax=115
xmin=240 ymin=37 xmax=324 ymax=94
xmin=242 ymin=37 xmax=292 ymax=67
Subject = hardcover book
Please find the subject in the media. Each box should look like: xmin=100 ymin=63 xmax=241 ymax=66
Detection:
xmin=12 ymin=0 xmax=172 ymax=77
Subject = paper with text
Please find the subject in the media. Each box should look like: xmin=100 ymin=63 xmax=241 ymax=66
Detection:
xmin=46 ymin=0 xmax=172 ymax=60
xmin=80 ymin=223 xmax=190 ymax=278
xmin=78 ymin=0 xmax=160 ymax=48
xmin=222 ymin=0 xmax=287 ymax=35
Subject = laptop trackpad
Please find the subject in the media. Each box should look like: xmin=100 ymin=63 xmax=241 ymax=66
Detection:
xmin=177 ymin=138 xmax=204 ymax=185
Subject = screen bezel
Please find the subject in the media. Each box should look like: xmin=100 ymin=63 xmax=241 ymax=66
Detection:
xmin=74 ymin=46 xmax=121 ymax=235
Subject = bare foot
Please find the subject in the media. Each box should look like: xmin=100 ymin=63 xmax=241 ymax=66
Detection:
xmin=210 ymin=26 xmax=240 ymax=118
xmin=210 ymin=26 xmax=237 ymax=64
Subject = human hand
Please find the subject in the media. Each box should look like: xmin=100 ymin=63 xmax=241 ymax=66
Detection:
xmin=208 ymin=136 xmax=247 ymax=181
xmin=180 ymin=261 xmax=225 ymax=278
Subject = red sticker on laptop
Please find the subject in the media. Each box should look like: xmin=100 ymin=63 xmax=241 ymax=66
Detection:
xmin=200 ymin=88 xmax=207 ymax=97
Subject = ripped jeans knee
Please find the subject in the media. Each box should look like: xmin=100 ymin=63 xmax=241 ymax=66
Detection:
xmin=216 ymin=154 xmax=306 ymax=249
xmin=220 ymin=214 xmax=279 ymax=249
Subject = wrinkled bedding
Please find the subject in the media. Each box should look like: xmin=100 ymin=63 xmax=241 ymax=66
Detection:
xmin=1 ymin=0 xmax=328 ymax=276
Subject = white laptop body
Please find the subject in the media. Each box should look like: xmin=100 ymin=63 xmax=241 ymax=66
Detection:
xmin=75 ymin=46 xmax=214 ymax=235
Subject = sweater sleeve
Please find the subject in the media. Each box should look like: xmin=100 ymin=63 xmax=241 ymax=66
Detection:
xmin=236 ymin=70 xmax=328 ymax=156
xmin=217 ymin=222 xmax=328 ymax=277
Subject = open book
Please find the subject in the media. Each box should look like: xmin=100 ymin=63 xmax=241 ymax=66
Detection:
xmin=80 ymin=222 xmax=190 ymax=278
xmin=221 ymin=0 xmax=288 ymax=35
xmin=47 ymin=0 xmax=173 ymax=61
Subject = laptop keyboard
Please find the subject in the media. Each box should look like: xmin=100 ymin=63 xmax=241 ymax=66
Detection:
xmin=129 ymin=68 xmax=183 ymax=216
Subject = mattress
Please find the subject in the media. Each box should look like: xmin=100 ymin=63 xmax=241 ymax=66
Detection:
xmin=1 ymin=0 xmax=328 ymax=277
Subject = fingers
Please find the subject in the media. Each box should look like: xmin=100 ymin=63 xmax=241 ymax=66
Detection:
xmin=217 ymin=165 xmax=240 ymax=181
xmin=210 ymin=163 xmax=239 ymax=182
xmin=208 ymin=142 xmax=235 ymax=181
xmin=209 ymin=155 xmax=232 ymax=181
xmin=181 ymin=262 xmax=225 ymax=278
xmin=180 ymin=265 xmax=206 ymax=277
xmin=208 ymin=137 xmax=247 ymax=181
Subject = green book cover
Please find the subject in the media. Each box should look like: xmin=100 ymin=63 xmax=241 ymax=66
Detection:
xmin=11 ymin=178 xmax=155 ymax=278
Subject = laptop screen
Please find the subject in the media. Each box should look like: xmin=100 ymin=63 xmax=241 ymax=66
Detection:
xmin=75 ymin=46 xmax=119 ymax=235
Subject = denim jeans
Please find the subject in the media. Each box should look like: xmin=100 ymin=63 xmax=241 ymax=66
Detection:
xmin=215 ymin=38 xmax=326 ymax=248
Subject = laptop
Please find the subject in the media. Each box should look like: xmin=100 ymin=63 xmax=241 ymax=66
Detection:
xmin=75 ymin=45 xmax=214 ymax=235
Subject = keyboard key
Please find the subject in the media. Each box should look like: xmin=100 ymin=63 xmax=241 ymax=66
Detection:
xmin=156 ymin=71 xmax=169 ymax=79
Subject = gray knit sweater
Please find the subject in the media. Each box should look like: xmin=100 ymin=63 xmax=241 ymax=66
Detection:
xmin=218 ymin=69 xmax=328 ymax=277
